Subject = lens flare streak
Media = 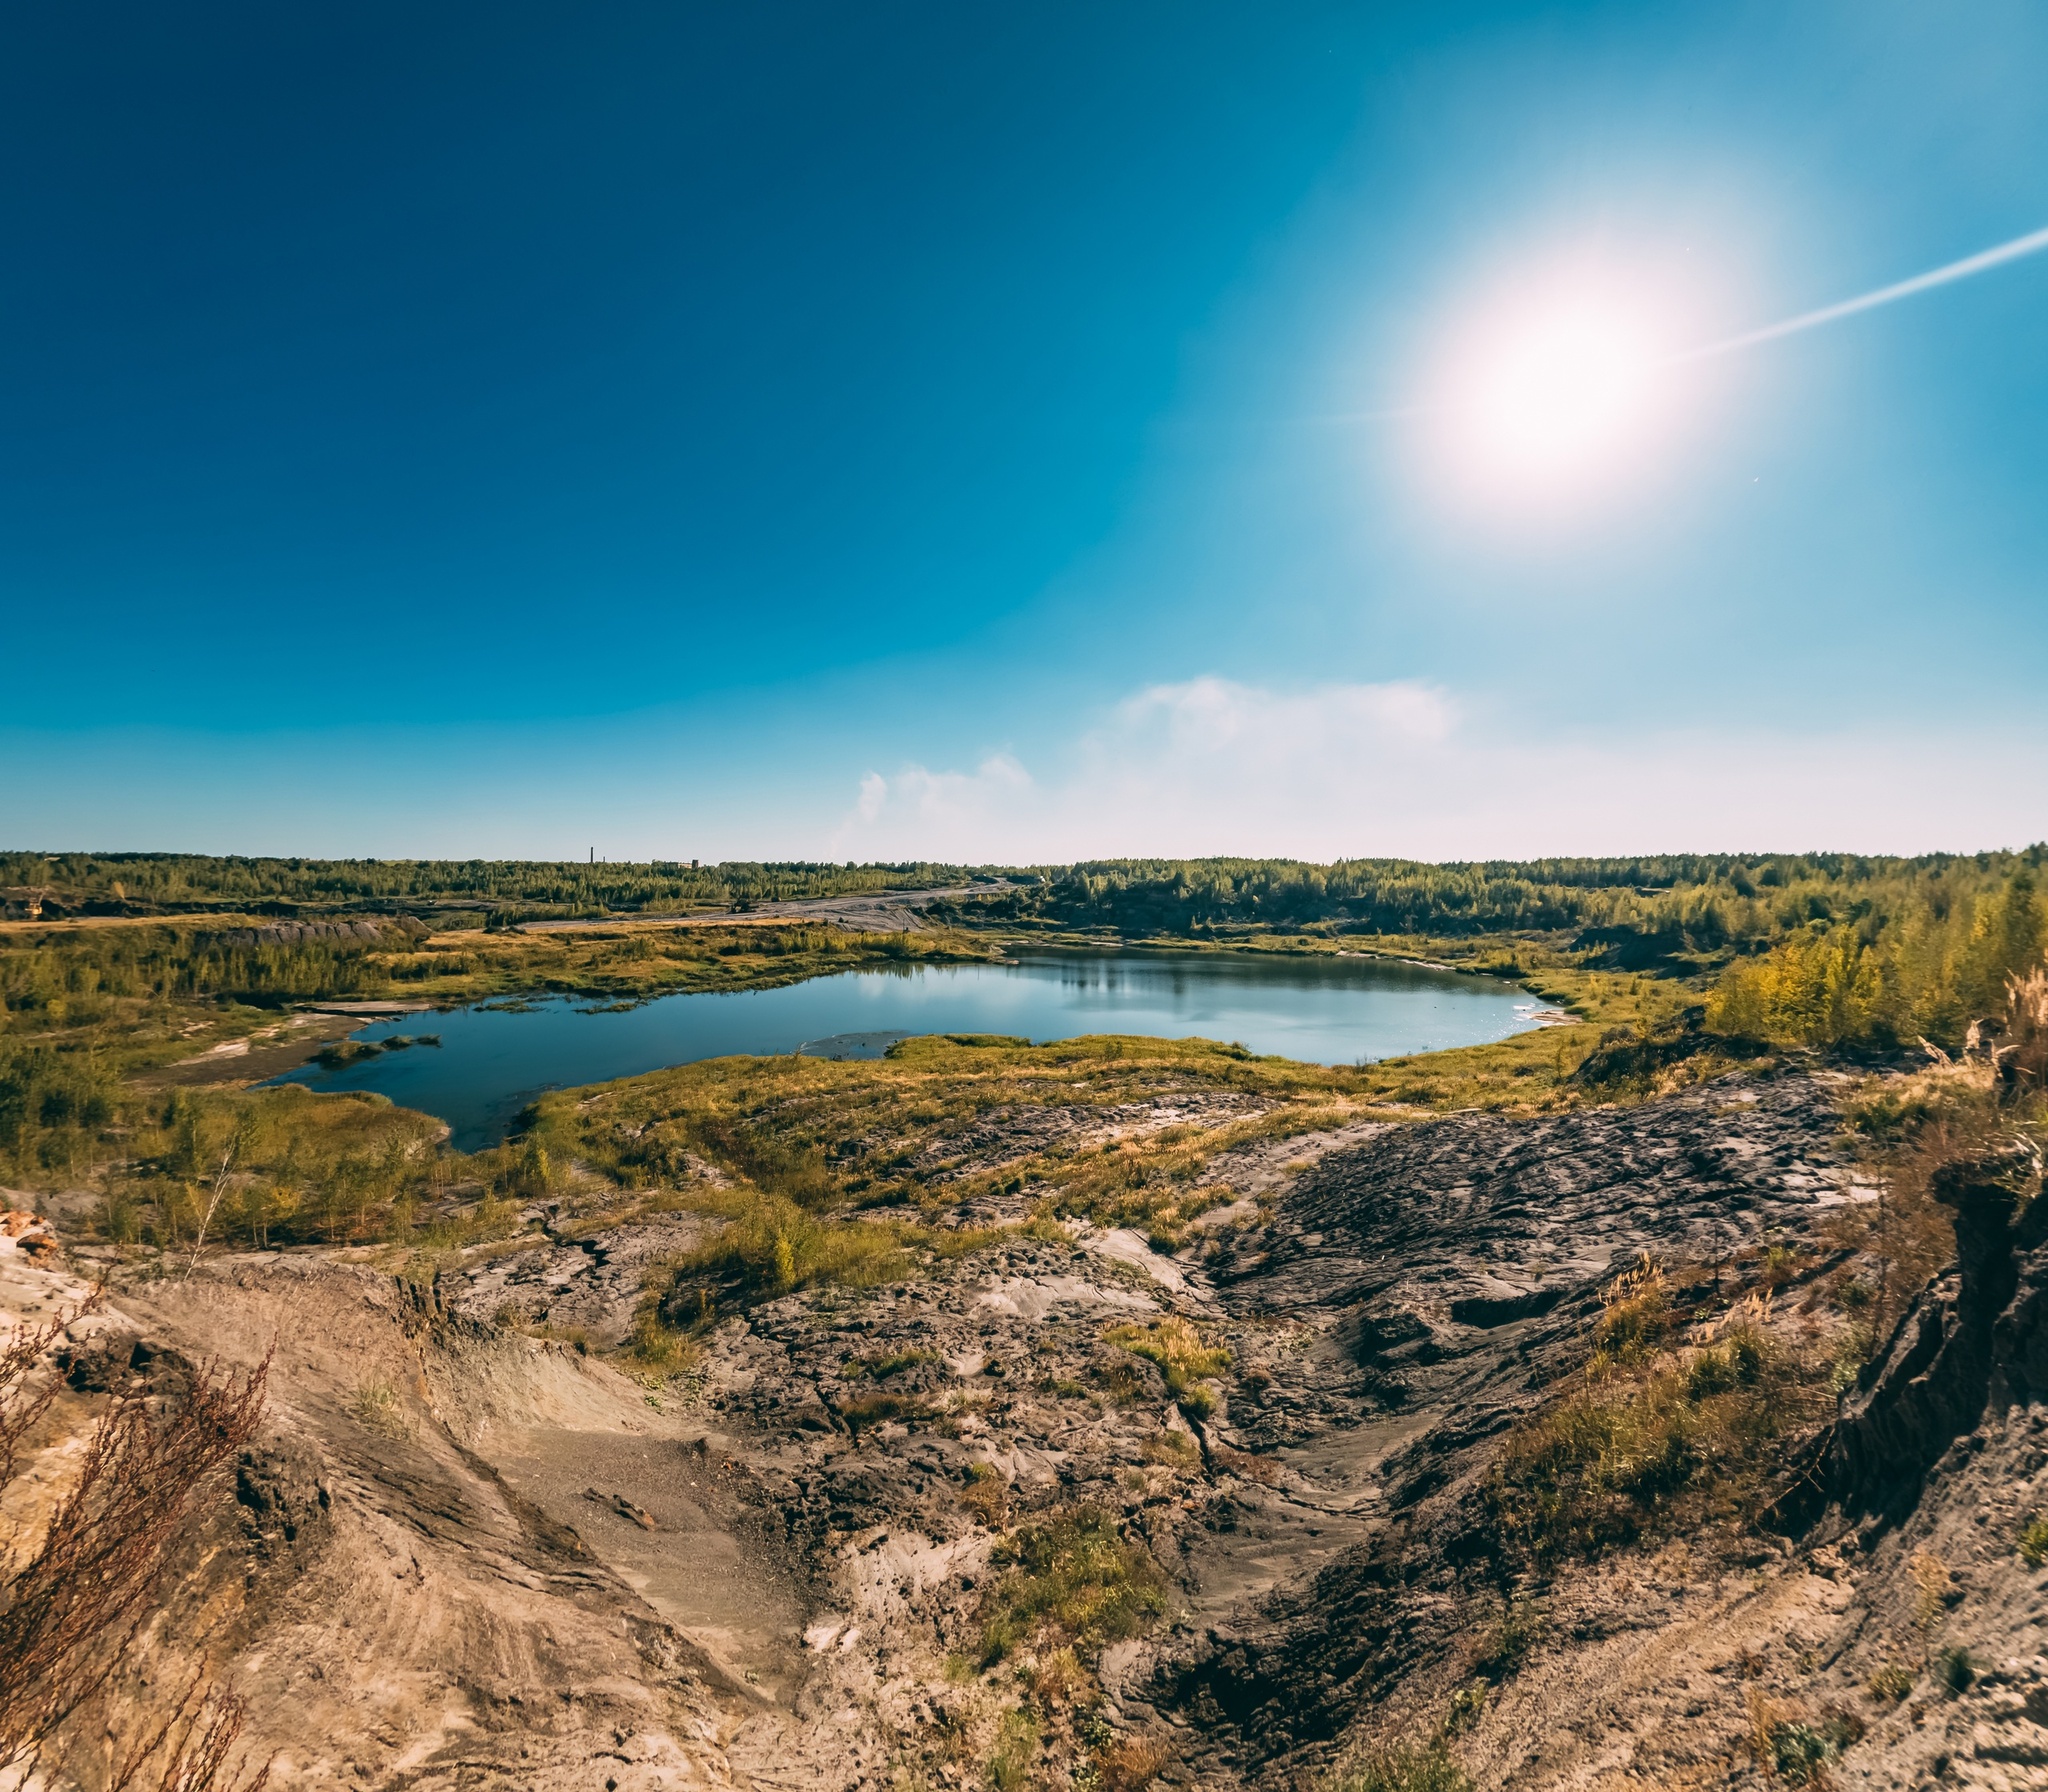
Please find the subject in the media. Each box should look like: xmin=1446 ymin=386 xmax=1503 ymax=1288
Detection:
xmin=1675 ymin=221 xmax=2048 ymax=362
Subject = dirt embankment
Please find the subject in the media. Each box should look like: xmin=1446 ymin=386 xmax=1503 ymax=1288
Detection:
xmin=9 ymin=1068 xmax=2043 ymax=1792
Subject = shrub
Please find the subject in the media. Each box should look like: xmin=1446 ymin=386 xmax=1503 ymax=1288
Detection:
xmin=0 ymin=1307 xmax=268 ymax=1780
xmin=1441 ymin=1680 xmax=1488 ymax=1736
xmin=959 ymin=1462 xmax=1009 ymax=1529
xmin=1866 ymin=1661 xmax=1916 ymax=1703
xmin=1105 ymin=1318 xmax=1229 ymax=1417
xmin=1470 ymin=1600 xmax=1543 ymax=1682
xmin=1910 ymin=1550 xmax=1951 ymax=1630
xmin=1769 ymin=1720 xmax=1839 ymax=1784
xmin=2018 ymin=1513 xmax=2048 ymax=1567
xmin=1327 ymin=1739 xmax=1474 ymax=1792
xmin=1486 ymin=1304 xmax=1809 ymax=1564
xmin=1590 ymin=1256 xmax=1668 ymax=1370
xmin=1935 ymin=1645 xmax=1975 ymax=1696
xmin=979 ymin=1508 xmax=1165 ymax=1666
xmin=1093 ymin=1733 xmax=1174 ymax=1792
xmin=349 ymin=1377 xmax=407 ymax=1437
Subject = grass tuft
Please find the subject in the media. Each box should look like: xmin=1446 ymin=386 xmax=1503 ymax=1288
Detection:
xmin=1106 ymin=1317 xmax=1229 ymax=1418
xmin=979 ymin=1507 xmax=1166 ymax=1666
xmin=2018 ymin=1513 xmax=2048 ymax=1567
xmin=1327 ymin=1739 xmax=1473 ymax=1792
xmin=1486 ymin=1290 xmax=1819 ymax=1565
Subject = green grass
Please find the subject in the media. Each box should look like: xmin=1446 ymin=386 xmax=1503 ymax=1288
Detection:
xmin=1326 ymin=1739 xmax=1474 ymax=1792
xmin=835 ymin=1391 xmax=934 ymax=1436
xmin=1767 ymin=1714 xmax=1863 ymax=1785
xmin=985 ymin=1708 xmax=1040 ymax=1792
xmin=548 ymin=1003 xmax=1699 ymax=1264
xmin=1105 ymin=1318 xmax=1231 ymax=1418
xmin=978 ymin=1508 xmax=1166 ymax=1666
xmin=657 ymin=1187 xmax=914 ymax=1313
xmin=1485 ymin=1286 xmax=1822 ymax=1566
xmin=2020 ymin=1513 xmax=2048 ymax=1567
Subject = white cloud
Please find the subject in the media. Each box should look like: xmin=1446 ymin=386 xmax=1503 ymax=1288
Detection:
xmin=831 ymin=753 xmax=1037 ymax=859
xmin=828 ymin=675 xmax=2048 ymax=862
xmin=855 ymin=771 xmax=888 ymax=823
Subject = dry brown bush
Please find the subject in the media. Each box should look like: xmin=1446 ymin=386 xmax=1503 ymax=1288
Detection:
xmin=109 ymin=1674 xmax=269 ymax=1792
xmin=0 ymin=1297 xmax=268 ymax=1787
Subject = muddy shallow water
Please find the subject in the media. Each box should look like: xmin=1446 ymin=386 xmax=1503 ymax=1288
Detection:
xmin=273 ymin=948 xmax=1550 ymax=1148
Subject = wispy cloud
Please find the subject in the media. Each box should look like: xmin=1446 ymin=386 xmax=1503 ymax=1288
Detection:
xmin=830 ymin=675 xmax=2047 ymax=862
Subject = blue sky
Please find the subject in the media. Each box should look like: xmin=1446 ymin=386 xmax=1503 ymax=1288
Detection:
xmin=5 ymin=1 xmax=2045 ymax=861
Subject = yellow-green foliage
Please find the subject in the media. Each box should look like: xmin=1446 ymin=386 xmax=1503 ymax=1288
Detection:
xmin=834 ymin=1390 xmax=933 ymax=1436
xmin=985 ymin=1708 xmax=1041 ymax=1792
xmin=550 ymin=1032 xmax=1384 ymax=1234
xmin=1708 ymin=872 xmax=2045 ymax=1050
xmin=1327 ymin=1740 xmax=1475 ymax=1792
xmin=93 ymin=1085 xmax=457 ymax=1249
xmin=2019 ymin=1514 xmax=2048 ymax=1567
xmin=1487 ymin=1303 xmax=1812 ymax=1564
xmin=1589 ymin=1256 xmax=1670 ymax=1371
xmin=1106 ymin=1318 xmax=1231 ymax=1416
xmin=979 ymin=1507 xmax=1166 ymax=1665
xmin=667 ymin=1187 xmax=911 ymax=1305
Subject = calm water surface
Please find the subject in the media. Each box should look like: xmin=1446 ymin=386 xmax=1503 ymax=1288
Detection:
xmin=274 ymin=950 xmax=1549 ymax=1149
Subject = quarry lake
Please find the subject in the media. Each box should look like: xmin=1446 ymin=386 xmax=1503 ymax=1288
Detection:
xmin=274 ymin=949 xmax=1554 ymax=1149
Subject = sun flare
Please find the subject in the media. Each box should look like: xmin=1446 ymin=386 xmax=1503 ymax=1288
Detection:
xmin=1423 ymin=263 xmax=1684 ymax=512
xmin=1466 ymin=303 xmax=1655 ymax=472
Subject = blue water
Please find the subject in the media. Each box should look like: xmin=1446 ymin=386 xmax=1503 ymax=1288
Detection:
xmin=274 ymin=949 xmax=1547 ymax=1149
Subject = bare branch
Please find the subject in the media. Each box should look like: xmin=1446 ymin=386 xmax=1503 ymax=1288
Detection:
xmin=0 ymin=1343 xmax=269 ymax=1774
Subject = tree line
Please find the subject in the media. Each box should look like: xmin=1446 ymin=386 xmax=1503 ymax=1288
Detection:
xmin=0 ymin=852 xmax=1013 ymax=920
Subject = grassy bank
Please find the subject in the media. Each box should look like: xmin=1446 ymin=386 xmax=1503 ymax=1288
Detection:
xmin=0 ymin=918 xmax=998 ymax=1190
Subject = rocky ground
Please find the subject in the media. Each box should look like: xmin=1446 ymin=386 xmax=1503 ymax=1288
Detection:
xmin=8 ymin=1064 xmax=2046 ymax=1792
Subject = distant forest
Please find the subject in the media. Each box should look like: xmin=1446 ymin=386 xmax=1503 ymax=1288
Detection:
xmin=964 ymin=852 xmax=2047 ymax=1051
xmin=5 ymin=850 xmax=2043 ymax=963
xmin=0 ymin=852 xmax=1006 ymax=922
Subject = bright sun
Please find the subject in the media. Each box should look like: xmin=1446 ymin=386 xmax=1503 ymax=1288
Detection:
xmin=1424 ymin=265 xmax=1681 ymax=511
xmin=1468 ymin=304 xmax=1654 ymax=471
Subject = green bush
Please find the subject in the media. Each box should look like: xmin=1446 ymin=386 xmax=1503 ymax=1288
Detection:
xmin=979 ymin=1508 xmax=1165 ymax=1665
xmin=1486 ymin=1313 xmax=1809 ymax=1564
xmin=2018 ymin=1513 xmax=2048 ymax=1567
xmin=1327 ymin=1739 xmax=1473 ymax=1792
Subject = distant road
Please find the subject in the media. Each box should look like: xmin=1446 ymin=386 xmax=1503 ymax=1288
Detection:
xmin=514 ymin=883 xmax=1017 ymax=936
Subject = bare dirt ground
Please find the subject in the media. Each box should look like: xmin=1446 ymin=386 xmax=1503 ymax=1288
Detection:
xmin=8 ymin=1068 xmax=2044 ymax=1792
